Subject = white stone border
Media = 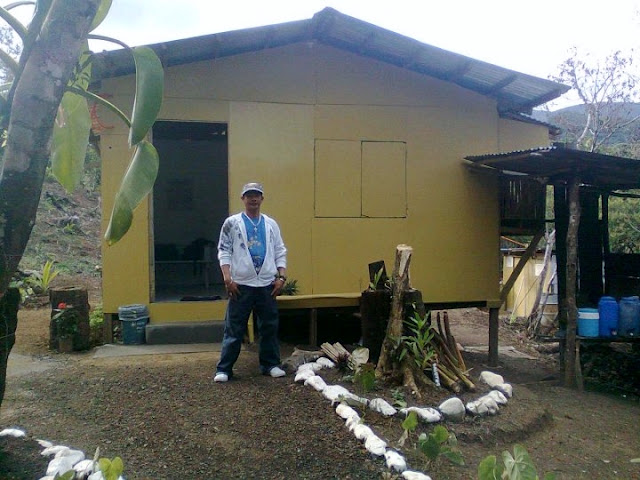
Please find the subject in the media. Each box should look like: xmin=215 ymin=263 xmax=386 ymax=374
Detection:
xmin=295 ymin=360 xmax=514 ymax=480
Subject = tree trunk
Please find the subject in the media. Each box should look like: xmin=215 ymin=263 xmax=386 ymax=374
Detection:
xmin=564 ymin=178 xmax=581 ymax=388
xmin=0 ymin=0 xmax=100 ymax=410
xmin=376 ymin=245 xmax=412 ymax=377
xmin=0 ymin=0 xmax=100 ymax=297
xmin=50 ymin=286 xmax=91 ymax=351
xmin=0 ymin=288 xmax=20 ymax=410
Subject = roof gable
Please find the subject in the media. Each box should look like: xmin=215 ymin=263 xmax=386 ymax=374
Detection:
xmin=93 ymin=7 xmax=569 ymax=114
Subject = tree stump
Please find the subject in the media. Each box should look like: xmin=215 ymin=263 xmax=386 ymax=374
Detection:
xmin=0 ymin=288 xmax=20 ymax=409
xmin=50 ymin=287 xmax=90 ymax=351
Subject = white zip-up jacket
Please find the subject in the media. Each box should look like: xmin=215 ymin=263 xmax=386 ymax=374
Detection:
xmin=217 ymin=212 xmax=287 ymax=287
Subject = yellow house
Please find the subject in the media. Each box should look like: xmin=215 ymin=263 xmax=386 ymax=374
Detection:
xmin=93 ymin=8 xmax=568 ymax=343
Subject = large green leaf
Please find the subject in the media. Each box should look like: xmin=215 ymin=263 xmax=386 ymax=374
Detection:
xmin=105 ymin=140 xmax=159 ymax=245
xmin=70 ymin=41 xmax=92 ymax=91
xmin=90 ymin=0 xmax=112 ymax=31
xmin=477 ymin=455 xmax=502 ymax=480
xmin=128 ymin=46 xmax=163 ymax=146
xmin=51 ymin=91 xmax=91 ymax=193
xmin=502 ymin=445 xmax=539 ymax=480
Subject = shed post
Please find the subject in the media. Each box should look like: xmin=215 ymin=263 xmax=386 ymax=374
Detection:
xmin=564 ymin=176 xmax=581 ymax=388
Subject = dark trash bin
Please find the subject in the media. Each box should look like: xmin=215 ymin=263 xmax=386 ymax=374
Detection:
xmin=118 ymin=304 xmax=149 ymax=345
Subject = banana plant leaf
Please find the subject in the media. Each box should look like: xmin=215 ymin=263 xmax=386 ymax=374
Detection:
xmin=90 ymin=0 xmax=113 ymax=31
xmin=105 ymin=140 xmax=159 ymax=244
xmin=51 ymin=91 xmax=91 ymax=193
xmin=128 ymin=46 xmax=163 ymax=146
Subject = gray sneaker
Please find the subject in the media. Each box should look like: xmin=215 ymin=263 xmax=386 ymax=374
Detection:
xmin=269 ymin=366 xmax=286 ymax=378
xmin=214 ymin=372 xmax=229 ymax=383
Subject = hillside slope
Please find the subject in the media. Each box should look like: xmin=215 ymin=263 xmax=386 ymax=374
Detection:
xmin=19 ymin=166 xmax=102 ymax=299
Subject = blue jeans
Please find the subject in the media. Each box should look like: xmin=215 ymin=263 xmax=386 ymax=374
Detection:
xmin=216 ymin=285 xmax=281 ymax=376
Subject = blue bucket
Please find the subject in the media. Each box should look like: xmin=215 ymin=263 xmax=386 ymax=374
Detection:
xmin=577 ymin=308 xmax=599 ymax=337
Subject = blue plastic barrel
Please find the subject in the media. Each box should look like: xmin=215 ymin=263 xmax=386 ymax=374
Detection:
xmin=118 ymin=304 xmax=149 ymax=344
xmin=618 ymin=296 xmax=640 ymax=337
xmin=577 ymin=308 xmax=599 ymax=337
xmin=598 ymin=296 xmax=619 ymax=337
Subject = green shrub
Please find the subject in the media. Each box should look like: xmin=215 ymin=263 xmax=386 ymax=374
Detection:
xmin=478 ymin=444 xmax=556 ymax=480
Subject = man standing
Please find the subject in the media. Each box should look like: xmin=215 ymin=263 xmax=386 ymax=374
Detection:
xmin=214 ymin=182 xmax=287 ymax=382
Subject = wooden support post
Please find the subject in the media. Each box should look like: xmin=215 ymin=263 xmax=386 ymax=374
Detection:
xmin=500 ymin=229 xmax=545 ymax=305
xmin=488 ymin=307 xmax=499 ymax=367
xmin=564 ymin=176 xmax=581 ymax=388
xmin=309 ymin=308 xmax=318 ymax=347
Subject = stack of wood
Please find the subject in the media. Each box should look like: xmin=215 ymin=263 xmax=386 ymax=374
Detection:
xmin=429 ymin=311 xmax=475 ymax=393
xmin=321 ymin=341 xmax=360 ymax=370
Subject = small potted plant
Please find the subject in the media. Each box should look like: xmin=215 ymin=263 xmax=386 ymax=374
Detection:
xmin=52 ymin=302 xmax=78 ymax=353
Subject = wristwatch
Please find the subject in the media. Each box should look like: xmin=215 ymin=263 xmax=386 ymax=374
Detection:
xmin=276 ymin=275 xmax=287 ymax=282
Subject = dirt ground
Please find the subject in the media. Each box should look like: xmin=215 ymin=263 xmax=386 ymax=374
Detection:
xmin=1 ymin=306 xmax=640 ymax=480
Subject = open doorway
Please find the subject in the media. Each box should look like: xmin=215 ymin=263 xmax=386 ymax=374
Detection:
xmin=151 ymin=121 xmax=228 ymax=301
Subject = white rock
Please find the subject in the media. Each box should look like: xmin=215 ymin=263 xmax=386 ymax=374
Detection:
xmin=88 ymin=472 xmax=105 ymax=480
xmin=438 ymin=397 xmax=466 ymax=422
xmin=345 ymin=415 xmax=361 ymax=431
xmin=74 ymin=459 xmax=95 ymax=474
xmin=402 ymin=470 xmax=433 ymax=480
xmin=297 ymin=362 xmax=323 ymax=373
xmin=480 ymin=396 xmax=500 ymax=415
xmin=486 ymin=389 xmax=508 ymax=405
xmin=304 ymin=375 xmax=327 ymax=391
xmin=336 ymin=403 xmax=360 ymax=422
xmin=37 ymin=439 xmax=54 ymax=448
xmin=339 ymin=393 xmax=369 ymax=409
xmin=322 ymin=385 xmax=352 ymax=403
xmin=364 ymin=434 xmax=387 ymax=456
xmin=495 ymin=383 xmax=513 ymax=398
xmin=384 ymin=449 xmax=407 ymax=472
xmin=46 ymin=456 xmax=75 ymax=476
xmin=465 ymin=400 xmax=489 ymax=416
xmin=56 ymin=448 xmax=85 ymax=465
xmin=369 ymin=398 xmax=397 ymax=417
xmin=294 ymin=369 xmax=316 ymax=383
xmin=37 ymin=476 xmax=55 ymax=480
xmin=0 ymin=428 xmax=25 ymax=438
xmin=353 ymin=423 xmax=374 ymax=441
xmin=41 ymin=445 xmax=71 ymax=457
xmin=400 ymin=406 xmax=442 ymax=423
xmin=480 ymin=371 xmax=504 ymax=388
xmin=316 ymin=357 xmax=336 ymax=368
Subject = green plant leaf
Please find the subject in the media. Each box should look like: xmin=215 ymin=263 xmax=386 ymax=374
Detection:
xmin=502 ymin=445 xmax=538 ymax=480
xmin=99 ymin=456 xmax=124 ymax=480
xmin=418 ymin=434 xmax=440 ymax=461
xmin=478 ymin=455 xmax=502 ymax=480
xmin=431 ymin=425 xmax=450 ymax=444
xmin=441 ymin=448 xmax=465 ymax=466
xmin=401 ymin=410 xmax=418 ymax=433
xmin=128 ymin=46 xmax=163 ymax=146
xmin=51 ymin=91 xmax=91 ymax=193
xmin=90 ymin=0 xmax=112 ymax=31
xmin=105 ymin=140 xmax=159 ymax=244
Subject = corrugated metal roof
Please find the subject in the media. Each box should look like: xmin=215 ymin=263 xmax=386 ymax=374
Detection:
xmin=466 ymin=145 xmax=640 ymax=190
xmin=92 ymin=7 xmax=569 ymax=114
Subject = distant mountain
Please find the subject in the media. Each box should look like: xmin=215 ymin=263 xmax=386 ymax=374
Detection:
xmin=532 ymin=103 xmax=640 ymax=147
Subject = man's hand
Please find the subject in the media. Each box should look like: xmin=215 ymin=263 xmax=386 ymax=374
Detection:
xmin=271 ymin=277 xmax=285 ymax=297
xmin=225 ymin=279 xmax=240 ymax=299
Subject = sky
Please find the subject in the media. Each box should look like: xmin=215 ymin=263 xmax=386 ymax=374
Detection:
xmin=21 ymin=0 xmax=640 ymax=109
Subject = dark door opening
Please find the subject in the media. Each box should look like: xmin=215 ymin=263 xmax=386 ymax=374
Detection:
xmin=151 ymin=121 xmax=228 ymax=301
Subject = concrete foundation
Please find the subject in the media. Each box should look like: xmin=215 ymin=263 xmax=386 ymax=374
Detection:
xmin=145 ymin=321 xmax=225 ymax=345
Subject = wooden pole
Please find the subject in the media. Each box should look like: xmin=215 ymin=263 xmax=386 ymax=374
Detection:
xmin=564 ymin=177 xmax=581 ymax=388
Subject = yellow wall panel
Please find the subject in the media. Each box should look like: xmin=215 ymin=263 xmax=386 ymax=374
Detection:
xmin=314 ymin=140 xmax=361 ymax=217
xmin=362 ymin=141 xmax=406 ymax=218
